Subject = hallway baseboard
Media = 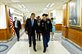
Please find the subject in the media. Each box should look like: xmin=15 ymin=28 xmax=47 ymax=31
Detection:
xmin=62 ymin=37 xmax=82 ymax=54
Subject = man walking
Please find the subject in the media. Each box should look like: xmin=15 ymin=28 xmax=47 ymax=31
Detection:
xmin=40 ymin=14 xmax=52 ymax=53
xmin=13 ymin=17 xmax=21 ymax=41
xmin=25 ymin=13 xmax=37 ymax=52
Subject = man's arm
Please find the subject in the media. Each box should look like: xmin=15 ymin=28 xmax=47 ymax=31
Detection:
xmin=40 ymin=20 xmax=43 ymax=33
xmin=49 ymin=20 xmax=52 ymax=32
xmin=35 ymin=19 xmax=38 ymax=30
xmin=19 ymin=21 xmax=21 ymax=30
xmin=25 ymin=19 xmax=28 ymax=33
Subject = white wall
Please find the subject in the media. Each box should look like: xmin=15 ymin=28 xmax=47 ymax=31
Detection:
xmin=51 ymin=9 xmax=63 ymax=24
xmin=0 ymin=5 xmax=7 ymax=29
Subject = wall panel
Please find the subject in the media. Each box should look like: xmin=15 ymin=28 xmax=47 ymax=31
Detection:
xmin=55 ymin=24 xmax=62 ymax=31
xmin=68 ymin=28 xmax=82 ymax=47
xmin=62 ymin=1 xmax=82 ymax=48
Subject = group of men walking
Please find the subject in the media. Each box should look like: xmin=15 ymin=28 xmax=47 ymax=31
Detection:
xmin=13 ymin=13 xmax=52 ymax=53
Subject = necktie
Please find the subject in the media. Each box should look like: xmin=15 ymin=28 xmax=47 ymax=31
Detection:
xmin=31 ymin=19 xmax=34 ymax=26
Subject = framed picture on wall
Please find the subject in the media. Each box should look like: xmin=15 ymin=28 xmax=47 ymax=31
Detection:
xmin=68 ymin=0 xmax=81 ymax=27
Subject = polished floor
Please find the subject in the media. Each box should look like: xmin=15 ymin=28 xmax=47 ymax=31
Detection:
xmin=0 ymin=32 xmax=82 ymax=54
xmin=7 ymin=33 xmax=71 ymax=54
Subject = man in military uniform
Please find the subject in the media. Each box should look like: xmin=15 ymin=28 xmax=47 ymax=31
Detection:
xmin=40 ymin=14 xmax=52 ymax=53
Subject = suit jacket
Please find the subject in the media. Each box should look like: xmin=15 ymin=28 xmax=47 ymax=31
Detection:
xmin=25 ymin=18 xmax=37 ymax=35
xmin=13 ymin=20 xmax=21 ymax=30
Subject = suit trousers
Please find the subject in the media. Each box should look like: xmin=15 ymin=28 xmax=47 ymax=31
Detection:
xmin=15 ymin=28 xmax=20 ymax=41
xmin=28 ymin=34 xmax=36 ymax=49
xmin=37 ymin=32 xmax=41 ymax=41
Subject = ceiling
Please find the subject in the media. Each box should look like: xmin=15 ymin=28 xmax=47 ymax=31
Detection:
xmin=0 ymin=0 xmax=69 ymax=15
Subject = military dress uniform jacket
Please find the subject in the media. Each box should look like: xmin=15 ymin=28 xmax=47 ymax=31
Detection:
xmin=40 ymin=19 xmax=52 ymax=34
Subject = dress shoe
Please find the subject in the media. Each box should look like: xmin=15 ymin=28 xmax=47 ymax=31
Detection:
xmin=34 ymin=48 xmax=37 ymax=52
xmin=17 ymin=39 xmax=19 ymax=41
xmin=29 ymin=45 xmax=31 ymax=47
xmin=43 ymin=48 xmax=46 ymax=53
xmin=47 ymin=44 xmax=48 ymax=47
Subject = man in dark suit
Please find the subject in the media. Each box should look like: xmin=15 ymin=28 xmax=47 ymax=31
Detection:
xmin=25 ymin=13 xmax=37 ymax=52
xmin=40 ymin=14 xmax=52 ymax=53
xmin=13 ymin=17 xmax=21 ymax=41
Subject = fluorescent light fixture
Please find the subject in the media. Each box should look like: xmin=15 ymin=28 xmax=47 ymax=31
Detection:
xmin=43 ymin=3 xmax=54 ymax=14
xmin=50 ymin=3 xmax=54 ymax=7
xmin=44 ymin=8 xmax=47 ymax=10
xmin=19 ymin=4 xmax=29 ymax=13
xmin=46 ymin=3 xmax=51 ymax=8
xmin=22 ymin=4 xmax=26 ymax=9
xmin=18 ymin=4 xmax=22 ymax=8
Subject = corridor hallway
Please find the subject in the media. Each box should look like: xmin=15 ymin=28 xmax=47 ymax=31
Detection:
xmin=0 ymin=0 xmax=82 ymax=54
xmin=7 ymin=32 xmax=71 ymax=54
